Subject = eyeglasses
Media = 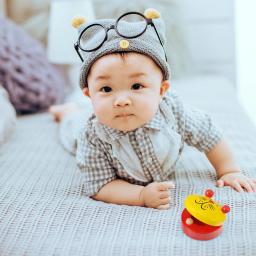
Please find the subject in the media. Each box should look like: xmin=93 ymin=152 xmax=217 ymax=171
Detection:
xmin=74 ymin=11 xmax=168 ymax=62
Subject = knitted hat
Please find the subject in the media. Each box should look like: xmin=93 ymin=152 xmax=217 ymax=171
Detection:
xmin=72 ymin=9 xmax=170 ymax=89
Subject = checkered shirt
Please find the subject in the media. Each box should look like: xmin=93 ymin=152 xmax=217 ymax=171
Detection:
xmin=76 ymin=91 xmax=222 ymax=197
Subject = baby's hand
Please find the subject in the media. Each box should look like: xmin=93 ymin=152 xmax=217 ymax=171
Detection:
xmin=140 ymin=181 xmax=175 ymax=210
xmin=217 ymin=172 xmax=256 ymax=192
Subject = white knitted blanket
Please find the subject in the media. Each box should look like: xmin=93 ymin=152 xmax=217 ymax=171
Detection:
xmin=0 ymin=76 xmax=256 ymax=255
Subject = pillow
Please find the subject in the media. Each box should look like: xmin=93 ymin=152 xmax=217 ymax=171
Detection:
xmin=0 ymin=16 xmax=65 ymax=114
xmin=0 ymin=85 xmax=16 ymax=145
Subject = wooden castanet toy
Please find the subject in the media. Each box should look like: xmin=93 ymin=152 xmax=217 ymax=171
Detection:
xmin=181 ymin=189 xmax=230 ymax=240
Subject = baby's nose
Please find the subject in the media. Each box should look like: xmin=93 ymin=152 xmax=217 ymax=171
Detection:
xmin=114 ymin=93 xmax=131 ymax=107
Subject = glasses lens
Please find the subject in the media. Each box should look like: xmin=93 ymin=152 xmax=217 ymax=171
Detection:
xmin=79 ymin=24 xmax=106 ymax=51
xmin=116 ymin=13 xmax=147 ymax=37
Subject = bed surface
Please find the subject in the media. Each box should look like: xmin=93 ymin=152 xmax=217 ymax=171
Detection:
xmin=0 ymin=75 xmax=256 ymax=255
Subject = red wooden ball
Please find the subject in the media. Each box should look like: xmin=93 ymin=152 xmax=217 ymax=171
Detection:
xmin=205 ymin=189 xmax=214 ymax=198
xmin=221 ymin=205 xmax=230 ymax=213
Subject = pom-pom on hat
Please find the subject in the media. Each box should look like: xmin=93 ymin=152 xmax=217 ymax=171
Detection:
xmin=72 ymin=8 xmax=170 ymax=89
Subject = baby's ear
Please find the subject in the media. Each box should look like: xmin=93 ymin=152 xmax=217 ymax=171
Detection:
xmin=82 ymin=88 xmax=90 ymax=98
xmin=160 ymin=80 xmax=170 ymax=97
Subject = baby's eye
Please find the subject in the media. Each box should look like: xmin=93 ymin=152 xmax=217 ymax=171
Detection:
xmin=100 ymin=86 xmax=112 ymax=93
xmin=131 ymin=83 xmax=143 ymax=90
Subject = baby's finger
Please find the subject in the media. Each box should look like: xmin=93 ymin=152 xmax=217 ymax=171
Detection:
xmin=158 ymin=181 xmax=175 ymax=191
xmin=159 ymin=191 xmax=169 ymax=199
xmin=240 ymin=180 xmax=253 ymax=193
xmin=216 ymin=179 xmax=224 ymax=187
xmin=157 ymin=204 xmax=170 ymax=210
xmin=160 ymin=197 xmax=170 ymax=205
xmin=248 ymin=180 xmax=256 ymax=192
xmin=232 ymin=180 xmax=244 ymax=192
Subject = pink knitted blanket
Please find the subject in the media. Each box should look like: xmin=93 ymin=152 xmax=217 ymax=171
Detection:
xmin=0 ymin=16 xmax=65 ymax=114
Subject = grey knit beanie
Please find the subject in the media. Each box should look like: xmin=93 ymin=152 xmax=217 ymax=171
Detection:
xmin=72 ymin=9 xmax=170 ymax=89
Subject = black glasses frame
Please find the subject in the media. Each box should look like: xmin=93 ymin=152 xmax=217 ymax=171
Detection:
xmin=74 ymin=11 xmax=168 ymax=62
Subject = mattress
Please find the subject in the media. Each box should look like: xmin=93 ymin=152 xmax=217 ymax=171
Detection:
xmin=0 ymin=75 xmax=256 ymax=256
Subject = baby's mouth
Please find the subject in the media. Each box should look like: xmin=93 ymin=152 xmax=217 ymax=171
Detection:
xmin=116 ymin=113 xmax=133 ymax=118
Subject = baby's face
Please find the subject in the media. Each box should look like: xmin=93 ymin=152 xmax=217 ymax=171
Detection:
xmin=84 ymin=53 xmax=170 ymax=132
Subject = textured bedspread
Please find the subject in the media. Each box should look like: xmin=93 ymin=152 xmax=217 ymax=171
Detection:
xmin=0 ymin=76 xmax=256 ymax=255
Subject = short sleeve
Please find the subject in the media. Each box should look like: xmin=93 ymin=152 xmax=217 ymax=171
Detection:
xmin=167 ymin=91 xmax=223 ymax=153
xmin=76 ymin=129 xmax=116 ymax=197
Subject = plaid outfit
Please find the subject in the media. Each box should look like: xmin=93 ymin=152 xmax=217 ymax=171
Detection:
xmin=75 ymin=91 xmax=222 ymax=197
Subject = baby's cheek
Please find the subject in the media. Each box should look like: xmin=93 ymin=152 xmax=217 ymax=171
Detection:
xmin=93 ymin=102 xmax=110 ymax=122
xmin=139 ymin=98 xmax=159 ymax=119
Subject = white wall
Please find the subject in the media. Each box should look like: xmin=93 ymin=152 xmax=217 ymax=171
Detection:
xmin=0 ymin=0 xmax=6 ymax=16
xmin=235 ymin=1 xmax=256 ymax=125
xmin=181 ymin=0 xmax=236 ymax=84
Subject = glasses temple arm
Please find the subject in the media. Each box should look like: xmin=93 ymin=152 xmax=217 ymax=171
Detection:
xmin=74 ymin=43 xmax=84 ymax=62
xmin=151 ymin=23 xmax=168 ymax=62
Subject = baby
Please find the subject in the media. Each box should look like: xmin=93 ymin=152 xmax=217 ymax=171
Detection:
xmin=50 ymin=9 xmax=256 ymax=210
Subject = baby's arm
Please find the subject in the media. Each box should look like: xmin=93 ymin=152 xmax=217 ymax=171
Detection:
xmin=92 ymin=179 xmax=174 ymax=210
xmin=77 ymin=127 xmax=173 ymax=209
xmin=206 ymin=138 xmax=256 ymax=192
xmin=169 ymin=92 xmax=256 ymax=192
xmin=206 ymin=138 xmax=239 ymax=177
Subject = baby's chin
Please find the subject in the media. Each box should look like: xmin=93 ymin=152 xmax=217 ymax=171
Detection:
xmin=108 ymin=123 xmax=143 ymax=133
xmin=101 ymin=118 xmax=147 ymax=133
xmin=117 ymin=126 xmax=141 ymax=133
xmin=98 ymin=109 xmax=159 ymax=132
